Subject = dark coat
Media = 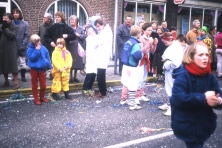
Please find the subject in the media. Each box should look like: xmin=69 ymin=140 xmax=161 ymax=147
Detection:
xmin=170 ymin=66 xmax=222 ymax=143
xmin=116 ymin=24 xmax=131 ymax=58
xmin=67 ymin=26 xmax=86 ymax=69
xmin=44 ymin=23 xmax=76 ymax=49
xmin=38 ymin=22 xmax=53 ymax=57
xmin=0 ymin=22 xmax=18 ymax=74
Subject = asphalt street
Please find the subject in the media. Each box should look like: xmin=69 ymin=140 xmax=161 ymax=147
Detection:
xmin=1 ymin=81 xmax=222 ymax=148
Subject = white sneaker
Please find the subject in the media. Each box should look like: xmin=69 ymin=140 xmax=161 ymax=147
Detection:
xmin=129 ymin=104 xmax=141 ymax=110
xmin=135 ymin=98 xmax=140 ymax=105
xmin=163 ymin=107 xmax=171 ymax=116
xmin=158 ymin=103 xmax=169 ymax=110
xmin=139 ymin=96 xmax=150 ymax=102
xmin=153 ymin=74 xmax=157 ymax=77
xmin=120 ymin=99 xmax=127 ymax=105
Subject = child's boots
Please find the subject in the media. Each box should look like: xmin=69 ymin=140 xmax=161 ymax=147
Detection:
xmin=64 ymin=91 xmax=71 ymax=99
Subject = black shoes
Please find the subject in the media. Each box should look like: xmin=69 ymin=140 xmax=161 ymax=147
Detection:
xmin=22 ymin=77 xmax=26 ymax=82
xmin=64 ymin=91 xmax=71 ymax=99
xmin=52 ymin=93 xmax=60 ymax=100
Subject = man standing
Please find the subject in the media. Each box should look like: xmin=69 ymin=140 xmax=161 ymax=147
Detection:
xmin=12 ymin=8 xmax=30 ymax=82
xmin=38 ymin=13 xmax=53 ymax=80
xmin=161 ymin=20 xmax=169 ymax=32
xmin=116 ymin=15 xmax=132 ymax=76
xmin=186 ymin=19 xmax=200 ymax=43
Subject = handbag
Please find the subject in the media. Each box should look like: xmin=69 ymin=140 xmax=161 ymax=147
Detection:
xmin=78 ymin=43 xmax=85 ymax=57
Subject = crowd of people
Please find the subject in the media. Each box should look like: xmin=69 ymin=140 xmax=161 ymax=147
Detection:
xmin=1 ymin=9 xmax=222 ymax=147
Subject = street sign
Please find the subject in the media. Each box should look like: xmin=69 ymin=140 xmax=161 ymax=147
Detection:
xmin=174 ymin=0 xmax=185 ymax=4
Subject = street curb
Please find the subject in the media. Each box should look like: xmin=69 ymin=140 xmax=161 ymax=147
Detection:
xmin=0 ymin=80 xmax=121 ymax=99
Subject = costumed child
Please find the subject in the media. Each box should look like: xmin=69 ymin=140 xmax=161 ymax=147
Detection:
xmin=120 ymin=25 xmax=143 ymax=110
xmin=82 ymin=27 xmax=98 ymax=97
xmin=135 ymin=22 xmax=158 ymax=105
xmin=51 ymin=38 xmax=73 ymax=100
xmin=158 ymin=34 xmax=187 ymax=116
xmin=26 ymin=34 xmax=52 ymax=105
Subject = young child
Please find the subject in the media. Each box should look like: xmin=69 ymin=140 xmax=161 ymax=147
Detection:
xmin=136 ymin=22 xmax=158 ymax=105
xmin=120 ymin=25 xmax=143 ymax=110
xmin=51 ymin=38 xmax=73 ymax=100
xmin=171 ymin=42 xmax=222 ymax=147
xmin=159 ymin=34 xmax=187 ymax=116
xmin=82 ymin=27 xmax=98 ymax=96
xmin=26 ymin=34 xmax=52 ymax=105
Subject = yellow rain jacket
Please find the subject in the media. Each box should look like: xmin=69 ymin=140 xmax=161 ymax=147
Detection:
xmin=51 ymin=46 xmax=73 ymax=93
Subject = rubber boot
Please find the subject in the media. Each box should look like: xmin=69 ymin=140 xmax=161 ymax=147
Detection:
xmin=21 ymin=69 xmax=27 ymax=82
xmin=64 ymin=91 xmax=71 ymax=99
xmin=34 ymin=97 xmax=41 ymax=105
xmin=52 ymin=93 xmax=60 ymax=100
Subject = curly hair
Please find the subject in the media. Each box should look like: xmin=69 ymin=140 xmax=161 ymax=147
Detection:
xmin=55 ymin=11 xmax=66 ymax=24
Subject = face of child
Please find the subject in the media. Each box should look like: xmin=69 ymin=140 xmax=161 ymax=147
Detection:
xmin=95 ymin=23 xmax=104 ymax=33
xmin=157 ymin=29 xmax=162 ymax=35
xmin=136 ymin=32 xmax=141 ymax=39
xmin=164 ymin=39 xmax=173 ymax=46
xmin=201 ymin=30 xmax=206 ymax=36
xmin=57 ymin=43 xmax=64 ymax=49
xmin=87 ymin=28 xmax=94 ymax=36
xmin=143 ymin=26 xmax=152 ymax=37
xmin=193 ymin=45 xmax=209 ymax=68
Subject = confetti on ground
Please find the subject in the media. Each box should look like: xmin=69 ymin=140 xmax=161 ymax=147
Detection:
xmin=65 ymin=122 xmax=76 ymax=128
xmin=140 ymin=127 xmax=172 ymax=134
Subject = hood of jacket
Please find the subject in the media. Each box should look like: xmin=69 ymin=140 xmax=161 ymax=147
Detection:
xmin=172 ymin=65 xmax=188 ymax=79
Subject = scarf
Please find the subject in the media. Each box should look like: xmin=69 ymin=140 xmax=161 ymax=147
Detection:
xmin=61 ymin=48 xmax=67 ymax=62
xmin=140 ymin=53 xmax=150 ymax=72
xmin=185 ymin=61 xmax=211 ymax=76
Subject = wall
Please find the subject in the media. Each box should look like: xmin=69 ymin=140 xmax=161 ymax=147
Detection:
xmin=14 ymin=0 xmax=120 ymax=34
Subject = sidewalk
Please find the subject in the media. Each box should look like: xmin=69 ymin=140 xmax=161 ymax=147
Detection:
xmin=0 ymin=60 xmax=121 ymax=99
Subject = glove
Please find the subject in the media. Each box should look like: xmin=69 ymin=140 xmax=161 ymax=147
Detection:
xmin=1 ymin=20 xmax=9 ymax=31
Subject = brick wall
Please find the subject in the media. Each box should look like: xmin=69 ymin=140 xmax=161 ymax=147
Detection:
xmin=14 ymin=0 xmax=124 ymax=35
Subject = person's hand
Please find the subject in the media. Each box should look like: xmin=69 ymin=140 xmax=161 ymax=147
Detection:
xmin=64 ymin=66 xmax=68 ymax=70
xmin=59 ymin=68 xmax=64 ymax=72
xmin=205 ymin=91 xmax=219 ymax=107
xmin=63 ymin=34 xmax=68 ymax=38
xmin=148 ymin=37 xmax=154 ymax=45
xmin=76 ymin=33 xmax=80 ymax=37
xmin=154 ymin=38 xmax=158 ymax=45
xmin=35 ymin=42 xmax=41 ymax=50
xmin=1 ymin=20 xmax=9 ymax=31
xmin=50 ymin=42 xmax=55 ymax=47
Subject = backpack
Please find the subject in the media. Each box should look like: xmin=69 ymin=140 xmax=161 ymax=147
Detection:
xmin=120 ymin=37 xmax=139 ymax=67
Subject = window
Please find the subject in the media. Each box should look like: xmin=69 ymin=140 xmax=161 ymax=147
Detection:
xmin=47 ymin=0 xmax=88 ymax=26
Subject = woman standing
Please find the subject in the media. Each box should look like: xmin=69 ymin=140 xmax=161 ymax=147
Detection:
xmin=68 ymin=15 xmax=86 ymax=83
xmin=0 ymin=13 xmax=19 ymax=90
xmin=94 ymin=19 xmax=113 ymax=97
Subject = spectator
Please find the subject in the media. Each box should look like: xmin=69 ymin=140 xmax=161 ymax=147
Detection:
xmin=0 ymin=13 xmax=19 ymax=90
xmin=161 ymin=20 xmax=169 ymax=32
xmin=83 ymin=19 xmax=98 ymax=34
xmin=116 ymin=15 xmax=132 ymax=76
xmin=44 ymin=11 xmax=76 ymax=61
xmin=207 ymin=26 xmax=217 ymax=70
xmin=94 ymin=18 xmax=113 ymax=98
xmin=38 ymin=12 xmax=53 ymax=80
xmin=151 ymin=21 xmax=157 ymax=32
xmin=171 ymin=42 xmax=222 ymax=147
xmin=26 ymin=34 xmax=52 ymax=105
xmin=169 ymin=26 xmax=177 ymax=40
xmin=156 ymin=26 xmax=164 ymax=37
xmin=82 ymin=27 xmax=98 ymax=97
xmin=12 ymin=8 xmax=30 ymax=82
xmin=215 ymin=27 xmax=222 ymax=77
xmin=69 ymin=15 xmax=86 ymax=83
xmin=186 ymin=19 xmax=200 ymax=43
xmin=51 ymin=38 xmax=73 ymax=100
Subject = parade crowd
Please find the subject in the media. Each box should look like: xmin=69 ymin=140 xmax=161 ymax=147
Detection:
xmin=1 ymin=9 xmax=222 ymax=148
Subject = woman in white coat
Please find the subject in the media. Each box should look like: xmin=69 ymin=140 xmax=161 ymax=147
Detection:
xmin=94 ymin=19 xmax=113 ymax=98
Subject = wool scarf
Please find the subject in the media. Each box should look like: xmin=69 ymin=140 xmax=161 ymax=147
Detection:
xmin=185 ymin=61 xmax=211 ymax=76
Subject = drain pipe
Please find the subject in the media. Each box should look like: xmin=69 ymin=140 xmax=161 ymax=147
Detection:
xmin=113 ymin=0 xmax=119 ymax=75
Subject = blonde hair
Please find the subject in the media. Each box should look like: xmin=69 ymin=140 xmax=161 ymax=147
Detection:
xmin=130 ymin=25 xmax=141 ymax=36
xmin=55 ymin=11 xmax=66 ymax=23
xmin=30 ymin=34 xmax=40 ymax=44
xmin=56 ymin=38 xmax=66 ymax=47
xmin=183 ymin=42 xmax=208 ymax=64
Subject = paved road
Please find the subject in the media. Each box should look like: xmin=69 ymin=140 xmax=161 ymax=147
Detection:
xmin=1 ymin=83 xmax=222 ymax=148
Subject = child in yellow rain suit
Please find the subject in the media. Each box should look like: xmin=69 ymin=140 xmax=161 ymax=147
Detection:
xmin=51 ymin=38 xmax=73 ymax=100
